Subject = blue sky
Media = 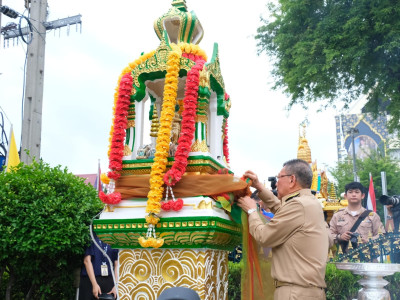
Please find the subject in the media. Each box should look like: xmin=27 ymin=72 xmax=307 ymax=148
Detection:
xmin=0 ymin=0 xmax=339 ymax=184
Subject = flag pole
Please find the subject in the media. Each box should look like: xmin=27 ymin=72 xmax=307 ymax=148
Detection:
xmin=381 ymin=171 xmax=388 ymax=223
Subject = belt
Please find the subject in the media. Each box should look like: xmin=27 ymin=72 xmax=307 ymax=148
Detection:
xmin=273 ymin=280 xmax=323 ymax=290
xmin=274 ymin=280 xmax=292 ymax=288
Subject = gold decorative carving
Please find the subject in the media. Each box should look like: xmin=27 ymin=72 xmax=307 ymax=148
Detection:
xmin=124 ymin=144 xmax=132 ymax=156
xmin=207 ymin=51 xmax=225 ymax=90
xmin=117 ymin=249 xmax=228 ymax=300
xmin=131 ymin=42 xmax=195 ymax=90
xmin=120 ymin=158 xmax=222 ymax=175
xmin=127 ymin=120 xmax=135 ymax=128
xmin=195 ymin=114 xmax=208 ymax=123
xmin=194 ymin=200 xmax=213 ymax=210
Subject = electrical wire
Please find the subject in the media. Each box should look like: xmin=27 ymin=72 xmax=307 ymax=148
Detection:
xmin=19 ymin=14 xmax=32 ymax=44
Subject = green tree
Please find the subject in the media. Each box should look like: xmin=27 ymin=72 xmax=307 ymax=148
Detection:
xmin=256 ymin=0 xmax=400 ymax=132
xmin=0 ymin=160 xmax=103 ymax=299
xmin=329 ymin=151 xmax=400 ymax=219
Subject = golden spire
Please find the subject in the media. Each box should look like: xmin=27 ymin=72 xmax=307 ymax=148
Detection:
xmin=150 ymin=102 xmax=160 ymax=137
xmin=328 ymin=182 xmax=337 ymax=200
xmin=297 ymin=123 xmax=312 ymax=163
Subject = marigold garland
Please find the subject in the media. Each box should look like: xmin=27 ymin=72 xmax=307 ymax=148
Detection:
xmin=139 ymin=44 xmax=182 ymax=248
xmin=163 ymin=57 xmax=205 ymax=186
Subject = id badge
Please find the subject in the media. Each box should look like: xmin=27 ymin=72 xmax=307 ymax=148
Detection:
xmin=101 ymin=264 xmax=108 ymax=276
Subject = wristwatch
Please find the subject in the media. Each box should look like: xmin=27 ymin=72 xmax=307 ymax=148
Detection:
xmin=247 ymin=208 xmax=257 ymax=215
xmin=387 ymin=215 xmax=393 ymax=220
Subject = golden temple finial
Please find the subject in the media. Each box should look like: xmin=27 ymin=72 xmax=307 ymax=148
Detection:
xmin=154 ymin=0 xmax=204 ymax=44
xmin=338 ymin=245 xmax=343 ymax=255
xmin=297 ymin=123 xmax=312 ymax=163
xmin=171 ymin=0 xmax=187 ymax=11
xmin=328 ymin=182 xmax=337 ymax=200
xmin=150 ymin=102 xmax=160 ymax=137
xmin=388 ymin=223 xmax=393 ymax=233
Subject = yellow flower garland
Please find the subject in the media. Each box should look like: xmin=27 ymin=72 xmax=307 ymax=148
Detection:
xmin=107 ymin=50 xmax=156 ymax=156
xmin=139 ymin=44 xmax=182 ymax=248
xmin=178 ymin=42 xmax=208 ymax=61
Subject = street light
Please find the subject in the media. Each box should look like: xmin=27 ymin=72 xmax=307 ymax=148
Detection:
xmin=347 ymin=127 xmax=359 ymax=182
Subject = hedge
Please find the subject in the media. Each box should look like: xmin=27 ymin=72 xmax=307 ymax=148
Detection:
xmin=228 ymin=262 xmax=400 ymax=299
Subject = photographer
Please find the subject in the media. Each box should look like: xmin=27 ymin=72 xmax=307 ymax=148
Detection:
xmin=329 ymin=182 xmax=385 ymax=253
xmin=380 ymin=195 xmax=400 ymax=263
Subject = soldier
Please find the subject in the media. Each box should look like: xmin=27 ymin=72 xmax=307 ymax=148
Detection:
xmin=329 ymin=181 xmax=385 ymax=253
xmin=238 ymin=159 xmax=330 ymax=300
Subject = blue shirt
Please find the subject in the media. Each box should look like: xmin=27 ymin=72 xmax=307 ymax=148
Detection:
xmin=81 ymin=236 xmax=118 ymax=277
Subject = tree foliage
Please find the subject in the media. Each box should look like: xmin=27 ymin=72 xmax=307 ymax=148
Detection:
xmin=329 ymin=151 xmax=400 ymax=219
xmin=256 ymin=0 xmax=400 ymax=132
xmin=0 ymin=160 xmax=103 ymax=299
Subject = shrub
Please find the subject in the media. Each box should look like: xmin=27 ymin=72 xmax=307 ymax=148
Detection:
xmin=0 ymin=160 xmax=103 ymax=299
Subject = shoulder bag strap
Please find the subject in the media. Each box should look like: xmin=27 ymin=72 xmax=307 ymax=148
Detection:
xmin=350 ymin=210 xmax=372 ymax=232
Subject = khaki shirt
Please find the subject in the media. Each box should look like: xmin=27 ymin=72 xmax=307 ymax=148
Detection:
xmin=329 ymin=207 xmax=385 ymax=244
xmin=249 ymin=188 xmax=329 ymax=288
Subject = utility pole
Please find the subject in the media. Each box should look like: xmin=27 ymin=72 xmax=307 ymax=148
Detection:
xmin=1 ymin=2 xmax=81 ymax=164
xmin=347 ymin=127 xmax=359 ymax=182
xmin=20 ymin=0 xmax=47 ymax=164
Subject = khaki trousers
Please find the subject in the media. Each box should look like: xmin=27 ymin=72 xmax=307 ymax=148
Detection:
xmin=274 ymin=284 xmax=326 ymax=300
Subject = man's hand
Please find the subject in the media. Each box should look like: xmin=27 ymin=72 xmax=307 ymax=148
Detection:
xmin=237 ymin=196 xmax=257 ymax=213
xmin=339 ymin=231 xmax=352 ymax=242
xmin=92 ymin=283 xmax=101 ymax=299
xmin=243 ymin=170 xmax=263 ymax=191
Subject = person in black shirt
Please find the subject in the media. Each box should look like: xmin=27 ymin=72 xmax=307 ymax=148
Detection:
xmin=79 ymin=235 xmax=118 ymax=299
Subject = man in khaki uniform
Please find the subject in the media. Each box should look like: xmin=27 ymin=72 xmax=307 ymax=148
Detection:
xmin=329 ymin=181 xmax=385 ymax=252
xmin=238 ymin=159 xmax=330 ymax=300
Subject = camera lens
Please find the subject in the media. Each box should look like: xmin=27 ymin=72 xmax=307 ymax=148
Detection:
xmin=379 ymin=195 xmax=400 ymax=207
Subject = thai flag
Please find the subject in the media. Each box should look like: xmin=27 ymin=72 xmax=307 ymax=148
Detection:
xmin=366 ymin=174 xmax=376 ymax=212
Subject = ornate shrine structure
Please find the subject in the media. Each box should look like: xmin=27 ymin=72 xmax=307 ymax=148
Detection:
xmin=93 ymin=1 xmax=248 ymax=299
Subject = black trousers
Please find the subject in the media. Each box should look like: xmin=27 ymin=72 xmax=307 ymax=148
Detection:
xmin=78 ymin=276 xmax=115 ymax=300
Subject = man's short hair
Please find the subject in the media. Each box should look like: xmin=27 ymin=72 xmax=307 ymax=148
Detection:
xmin=345 ymin=182 xmax=365 ymax=194
xmin=283 ymin=159 xmax=313 ymax=188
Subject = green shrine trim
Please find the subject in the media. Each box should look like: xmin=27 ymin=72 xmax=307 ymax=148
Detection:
xmin=93 ymin=216 xmax=241 ymax=250
xmin=121 ymin=155 xmax=232 ymax=174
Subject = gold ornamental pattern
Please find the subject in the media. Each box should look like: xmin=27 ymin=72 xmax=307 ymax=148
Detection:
xmin=117 ymin=248 xmax=228 ymax=300
xmin=131 ymin=41 xmax=195 ymax=91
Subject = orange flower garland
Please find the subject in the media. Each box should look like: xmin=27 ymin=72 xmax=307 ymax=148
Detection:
xmin=163 ymin=56 xmax=205 ymax=186
xmin=139 ymin=44 xmax=182 ymax=248
xmin=100 ymin=51 xmax=155 ymax=205
xmin=107 ymin=51 xmax=155 ymax=157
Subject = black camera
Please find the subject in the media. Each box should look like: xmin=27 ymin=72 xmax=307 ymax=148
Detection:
xmin=379 ymin=195 xmax=400 ymax=207
xmin=99 ymin=294 xmax=115 ymax=300
xmin=379 ymin=194 xmax=400 ymax=233
xmin=268 ymin=176 xmax=277 ymax=196
xmin=349 ymin=232 xmax=360 ymax=244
